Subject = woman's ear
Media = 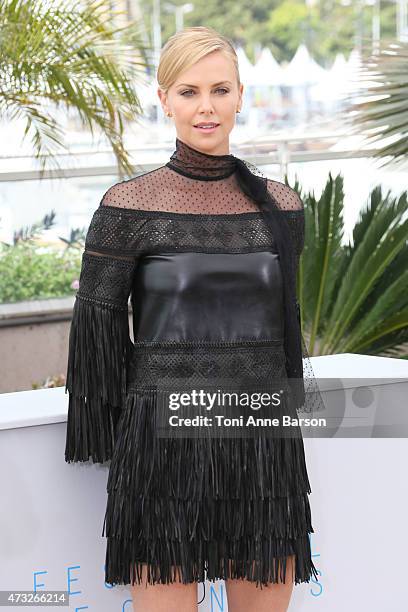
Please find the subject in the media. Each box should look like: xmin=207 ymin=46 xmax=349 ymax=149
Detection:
xmin=238 ymin=83 xmax=244 ymax=108
xmin=157 ymin=88 xmax=169 ymax=115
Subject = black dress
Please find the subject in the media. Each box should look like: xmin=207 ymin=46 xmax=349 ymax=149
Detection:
xmin=64 ymin=137 xmax=319 ymax=588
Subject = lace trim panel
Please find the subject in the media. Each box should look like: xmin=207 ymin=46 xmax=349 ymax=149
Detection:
xmin=77 ymin=252 xmax=136 ymax=308
xmin=127 ymin=339 xmax=287 ymax=391
xmin=83 ymin=205 xmax=295 ymax=255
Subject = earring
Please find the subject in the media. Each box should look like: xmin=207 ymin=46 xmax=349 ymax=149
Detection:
xmin=236 ymin=109 xmax=241 ymax=113
xmin=166 ymin=111 xmax=172 ymax=117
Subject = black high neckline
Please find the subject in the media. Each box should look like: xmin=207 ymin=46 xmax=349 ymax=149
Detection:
xmin=165 ymin=137 xmax=237 ymax=181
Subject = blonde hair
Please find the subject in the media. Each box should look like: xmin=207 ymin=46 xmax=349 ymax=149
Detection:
xmin=157 ymin=26 xmax=240 ymax=94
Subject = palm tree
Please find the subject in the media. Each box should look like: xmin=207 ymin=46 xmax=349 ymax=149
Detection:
xmin=295 ymin=173 xmax=408 ymax=358
xmin=0 ymin=0 xmax=151 ymax=176
xmin=347 ymin=41 xmax=408 ymax=172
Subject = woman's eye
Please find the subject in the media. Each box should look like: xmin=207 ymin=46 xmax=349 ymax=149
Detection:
xmin=180 ymin=88 xmax=229 ymax=96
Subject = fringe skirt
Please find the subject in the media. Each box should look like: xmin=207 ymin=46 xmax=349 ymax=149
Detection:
xmin=102 ymin=386 xmax=318 ymax=588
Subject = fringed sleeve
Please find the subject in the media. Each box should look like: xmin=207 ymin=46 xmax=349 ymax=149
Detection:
xmin=64 ymin=204 xmax=137 ymax=464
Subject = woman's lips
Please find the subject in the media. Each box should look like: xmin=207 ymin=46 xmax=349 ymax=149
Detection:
xmin=193 ymin=124 xmax=220 ymax=133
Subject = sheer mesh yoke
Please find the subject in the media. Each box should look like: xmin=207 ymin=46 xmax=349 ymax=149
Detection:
xmin=94 ymin=138 xmax=304 ymax=266
xmin=100 ymin=165 xmax=303 ymax=214
xmin=65 ymin=136 xmax=320 ymax=590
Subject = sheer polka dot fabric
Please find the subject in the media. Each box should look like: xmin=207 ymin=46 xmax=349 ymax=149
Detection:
xmin=99 ymin=139 xmax=303 ymax=215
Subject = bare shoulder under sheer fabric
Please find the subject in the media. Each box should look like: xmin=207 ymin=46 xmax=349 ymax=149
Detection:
xmin=65 ymin=137 xmax=320 ymax=588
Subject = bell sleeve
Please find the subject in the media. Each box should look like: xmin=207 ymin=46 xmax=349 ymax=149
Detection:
xmin=64 ymin=201 xmax=138 ymax=464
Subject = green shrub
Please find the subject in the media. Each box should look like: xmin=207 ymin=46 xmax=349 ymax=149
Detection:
xmin=0 ymin=242 xmax=81 ymax=303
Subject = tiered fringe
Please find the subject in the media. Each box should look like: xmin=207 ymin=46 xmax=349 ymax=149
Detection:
xmin=102 ymin=389 xmax=318 ymax=588
xmin=64 ymin=294 xmax=131 ymax=463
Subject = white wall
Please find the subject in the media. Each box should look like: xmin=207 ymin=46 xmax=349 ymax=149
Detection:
xmin=1 ymin=354 xmax=407 ymax=610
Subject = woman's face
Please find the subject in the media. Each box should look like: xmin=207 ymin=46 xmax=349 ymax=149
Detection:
xmin=158 ymin=51 xmax=243 ymax=155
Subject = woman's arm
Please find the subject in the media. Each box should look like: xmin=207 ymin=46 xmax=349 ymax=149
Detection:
xmin=64 ymin=191 xmax=139 ymax=464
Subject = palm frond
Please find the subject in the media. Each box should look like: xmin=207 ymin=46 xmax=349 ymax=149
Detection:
xmin=300 ymin=174 xmax=408 ymax=358
xmin=347 ymin=41 xmax=408 ymax=170
xmin=301 ymin=173 xmax=345 ymax=354
xmin=0 ymin=0 xmax=152 ymax=175
xmin=320 ymin=187 xmax=408 ymax=353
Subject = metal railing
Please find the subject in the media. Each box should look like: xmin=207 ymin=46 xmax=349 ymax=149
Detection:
xmin=0 ymin=133 xmax=383 ymax=183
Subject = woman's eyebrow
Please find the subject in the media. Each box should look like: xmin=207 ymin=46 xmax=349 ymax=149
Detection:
xmin=177 ymin=81 xmax=232 ymax=87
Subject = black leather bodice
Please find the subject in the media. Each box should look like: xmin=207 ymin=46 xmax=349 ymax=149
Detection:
xmin=131 ymin=250 xmax=284 ymax=343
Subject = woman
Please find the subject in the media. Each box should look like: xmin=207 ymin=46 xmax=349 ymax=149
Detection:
xmin=65 ymin=25 xmax=319 ymax=612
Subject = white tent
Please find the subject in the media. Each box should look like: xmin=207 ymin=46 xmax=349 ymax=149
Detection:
xmin=282 ymin=43 xmax=328 ymax=86
xmin=344 ymin=47 xmax=364 ymax=95
xmin=236 ymin=46 xmax=255 ymax=84
xmin=247 ymin=47 xmax=284 ymax=126
xmin=249 ymin=48 xmax=285 ymax=86
xmin=309 ymin=53 xmax=350 ymax=106
xmin=332 ymin=52 xmax=349 ymax=76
